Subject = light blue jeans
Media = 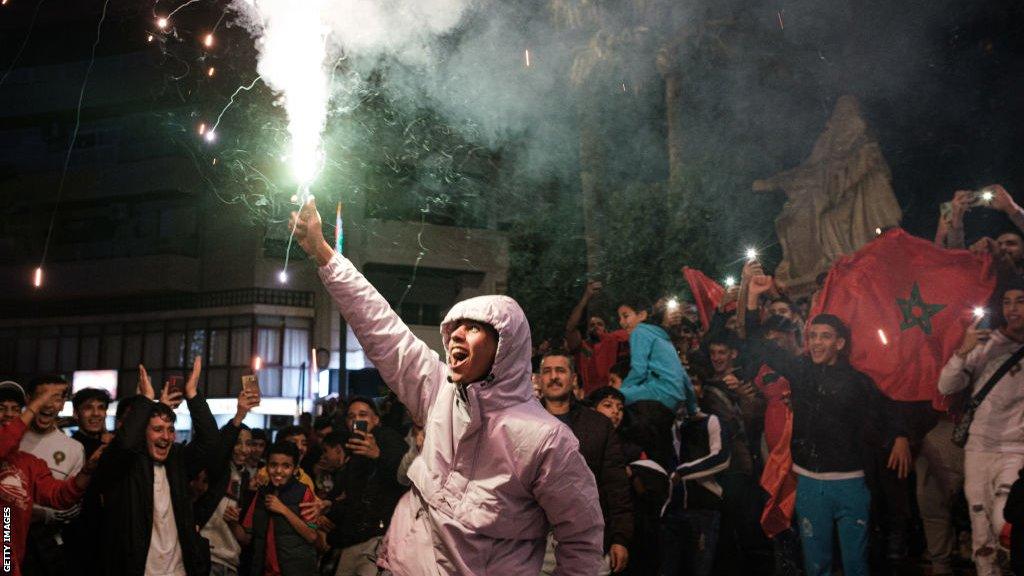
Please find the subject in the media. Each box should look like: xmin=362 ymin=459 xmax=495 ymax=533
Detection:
xmin=795 ymin=474 xmax=870 ymax=576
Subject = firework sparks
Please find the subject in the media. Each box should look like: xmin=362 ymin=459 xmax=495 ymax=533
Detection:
xmin=236 ymin=0 xmax=330 ymax=187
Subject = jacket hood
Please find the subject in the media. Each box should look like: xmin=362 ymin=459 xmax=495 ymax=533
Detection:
xmin=441 ymin=295 xmax=535 ymax=411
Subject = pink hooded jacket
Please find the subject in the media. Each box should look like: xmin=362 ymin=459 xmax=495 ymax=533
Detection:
xmin=318 ymin=254 xmax=604 ymax=575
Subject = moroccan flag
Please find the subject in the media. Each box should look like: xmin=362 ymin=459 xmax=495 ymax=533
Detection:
xmin=759 ymin=407 xmax=796 ymax=538
xmin=683 ymin=267 xmax=726 ymax=331
xmin=810 ymin=228 xmax=995 ymax=402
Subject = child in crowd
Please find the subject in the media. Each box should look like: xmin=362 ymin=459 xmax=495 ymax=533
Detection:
xmin=241 ymin=442 xmax=318 ymax=576
xmin=616 ymin=299 xmax=696 ymax=414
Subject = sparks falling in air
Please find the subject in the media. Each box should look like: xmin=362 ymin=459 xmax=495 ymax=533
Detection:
xmin=524 ymin=49 xmax=531 ymax=67
xmin=204 ymin=33 xmax=214 ymax=48
xmin=253 ymin=356 xmax=263 ymax=371
xmin=878 ymin=329 xmax=888 ymax=346
xmin=33 ymin=267 xmax=42 ymax=288
xmin=207 ymin=66 xmax=216 ymax=77
xmin=198 ymin=122 xmax=206 ymax=135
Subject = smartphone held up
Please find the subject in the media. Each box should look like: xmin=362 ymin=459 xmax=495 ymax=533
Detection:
xmin=242 ymin=373 xmax=261 ymax=406
xmin=165 ymin=375 xmax=184 ymax=398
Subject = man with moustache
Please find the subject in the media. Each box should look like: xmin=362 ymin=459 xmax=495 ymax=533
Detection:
xmin=538 ymin=352 xmax=633 ymax=575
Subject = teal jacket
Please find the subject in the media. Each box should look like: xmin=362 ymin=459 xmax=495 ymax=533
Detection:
xmin=619 ymin=323 xmax=696 ymax=414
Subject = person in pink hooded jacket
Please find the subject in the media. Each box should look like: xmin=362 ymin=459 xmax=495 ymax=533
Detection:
xmin=290 ymin=199 xmax=604 ymax=575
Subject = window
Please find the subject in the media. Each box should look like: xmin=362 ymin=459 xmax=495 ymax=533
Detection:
xmin=0 ymin=315 xmax=312 ymax=398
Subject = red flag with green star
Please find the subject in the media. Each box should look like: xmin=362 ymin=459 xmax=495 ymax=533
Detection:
xmin=809 ymin=228 xmax=995 ymax=402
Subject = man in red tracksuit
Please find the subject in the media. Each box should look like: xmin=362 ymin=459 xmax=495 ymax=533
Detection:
xmin=0 ymin=380 xmax=96 ymax=576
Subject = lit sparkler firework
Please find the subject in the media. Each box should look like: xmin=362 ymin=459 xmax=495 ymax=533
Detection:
xmin=235 ymin=0 xmax=330 ymax=189
xmin=724 ymin=276 xmax=736 ymax=288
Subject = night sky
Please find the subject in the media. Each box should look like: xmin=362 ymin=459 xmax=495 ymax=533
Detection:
xmin=1 ymin=0 xmax=1023 ymax=267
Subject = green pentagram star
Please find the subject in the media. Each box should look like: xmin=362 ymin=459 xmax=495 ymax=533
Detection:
xmin=897 ymin=282 xmax=946 ymax=335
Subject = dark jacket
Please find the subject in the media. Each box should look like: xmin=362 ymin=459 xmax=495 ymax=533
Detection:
xmin=665 ymin=413 xmax=732 ymax=513
xmin=94 ymin=395 xmax=218 ymax=576
xmin=247 ymin=479 xmax=317 ymax=576
xmin=563 ymin=402 xmax=634 ymax=551
xmin=325 ymin=425 xmax=408 ymax=548
xmin=1006 ymin=466 xmax=1024 ymax=575
xmin=65 ymin=431 xmax=106 ymax=576
xmin=745 ymin=315 xmax=907 ymax=474
xmin=700 ymin=382 xmax=755 ymax=476
xmin=194 ymin=422 xmax=249 ymax=529
xmin=620 ymin=399 xmax=676 ymax=472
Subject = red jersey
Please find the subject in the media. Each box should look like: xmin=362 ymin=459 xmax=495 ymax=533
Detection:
xmin=0 ymin=419 xmax=83 ymax=576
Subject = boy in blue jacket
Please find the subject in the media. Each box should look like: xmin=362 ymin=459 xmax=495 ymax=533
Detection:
xmin=617 ymin=299 xmax=697 ymax=414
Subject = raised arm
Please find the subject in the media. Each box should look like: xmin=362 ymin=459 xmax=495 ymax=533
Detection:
xmin=945 ymin=190 xmax=971 ymax=249
xmin=1 ymin=389 xmax=65 ymax=458
xmin=741 ymin=275 xmax=806 ymax=383
xmin=937 ymin=318 xmax=990 ymax=396
xmin=291 ymin=199 xmax=447 ymax=423
xmin=179 ymin=357 xmax=219 ymax=479
xmin=565 ymin=281 xmax=602 ymax=353
xmin=95 ymin=390 xmax=153 ymax=488
xmin=989 ymin=185 xmax=1024 ymax=236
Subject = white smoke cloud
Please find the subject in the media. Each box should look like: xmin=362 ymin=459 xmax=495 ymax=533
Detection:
xmin=231 ymin=0 xmax=475 ymax=187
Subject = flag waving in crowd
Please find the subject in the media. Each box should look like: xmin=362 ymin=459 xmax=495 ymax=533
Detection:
xmin=811 ymin=227 xmax=996 ymax=402
xmin=683 ymin=267 xmax=727 ymax=332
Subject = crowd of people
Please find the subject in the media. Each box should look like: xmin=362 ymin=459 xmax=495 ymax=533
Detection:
xmin=5 ymin=187 xmax=1024 ymax=575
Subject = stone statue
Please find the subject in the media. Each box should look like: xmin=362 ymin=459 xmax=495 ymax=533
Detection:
xmin=752 ymin=95 xmax=902 ymax=296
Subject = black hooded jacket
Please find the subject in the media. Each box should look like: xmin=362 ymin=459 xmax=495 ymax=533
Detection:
xmin=94 ymin=395 xmax=218 ymax=576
